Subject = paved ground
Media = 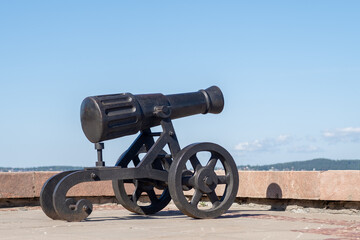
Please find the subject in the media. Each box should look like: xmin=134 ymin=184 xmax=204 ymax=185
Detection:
xmin=0 ymin=203 xmax=359 ymax=240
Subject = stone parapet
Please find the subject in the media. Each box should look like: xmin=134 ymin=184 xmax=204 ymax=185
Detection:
xmin=237 ymin=170 xmax=360 ymax=201
xmin=0 ymin=171 xmax=359 ymax=201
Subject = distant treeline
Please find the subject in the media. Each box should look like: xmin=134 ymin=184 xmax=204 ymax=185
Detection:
xmin=1 ymin=158 xmax=359 ymax=172
xmin=238 ymin=158 xmax=360 ymax=171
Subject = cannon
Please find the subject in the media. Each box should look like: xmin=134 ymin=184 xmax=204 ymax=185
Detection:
xmin=40 ymin=86 xmax=239 ymax=221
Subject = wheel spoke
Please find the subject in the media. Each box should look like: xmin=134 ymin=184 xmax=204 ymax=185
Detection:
xmin=147 ymin=189 xmax=158 ymax=203
xmin=190 ymin=155 xmax=202 ymax=171
xmin=207 ymin=191 xmax=220 ymax=208
xmin=131 ymin=185 xmax=142 ymax=203
xmin=190 ymin=189 xmax=203 ymax=206
xmin=207 ymin=153 xmax=218 ymax=169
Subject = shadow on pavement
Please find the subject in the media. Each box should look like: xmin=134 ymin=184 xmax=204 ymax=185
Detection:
xmin=85 ymin=210 xmax=185 ymax=222
xmin=219 ymin=209 xmax=267 ymax=219
xmin=85 ymin=209 xmax=268 ymax=222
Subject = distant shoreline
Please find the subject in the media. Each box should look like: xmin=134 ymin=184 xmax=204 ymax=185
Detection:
xmin=1 ymin=158 xmax=359 ymax=172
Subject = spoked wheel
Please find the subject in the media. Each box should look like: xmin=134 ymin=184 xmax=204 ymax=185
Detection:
xmin=168 ymin=142 xmax=239 ymax=219
xmin=112 ymin=151 xmax=172 ymax=215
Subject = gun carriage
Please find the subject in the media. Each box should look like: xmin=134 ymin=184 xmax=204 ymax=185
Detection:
xmin=40 ymin=86 xmax=239 ymax=221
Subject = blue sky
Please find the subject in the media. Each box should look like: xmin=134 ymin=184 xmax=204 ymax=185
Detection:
xmin=1 ymin=1 xmax=359 ymax=167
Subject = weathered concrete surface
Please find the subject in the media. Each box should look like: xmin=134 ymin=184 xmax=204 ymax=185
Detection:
xmin=0 ymin=203 xmax=359 ymax=240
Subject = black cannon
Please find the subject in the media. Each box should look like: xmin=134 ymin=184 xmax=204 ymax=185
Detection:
xmin=40 ymin=86 xmax=239 ymax=221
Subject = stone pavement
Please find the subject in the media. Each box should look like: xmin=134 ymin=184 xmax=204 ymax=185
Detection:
xmin=0 ymin=203 xmax=359 ymax=240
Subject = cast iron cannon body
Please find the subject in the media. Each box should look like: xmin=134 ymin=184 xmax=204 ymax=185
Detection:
xmin=40 ymin=86 xmax=239 ymax=221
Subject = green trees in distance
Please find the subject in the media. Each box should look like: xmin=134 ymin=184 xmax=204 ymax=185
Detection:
xmin=238 ymin=158 xmax=360 ymax=171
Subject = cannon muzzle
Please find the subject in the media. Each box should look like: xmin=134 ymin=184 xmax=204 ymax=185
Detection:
xmin=80 ymin=86 xmax=224 ymax=143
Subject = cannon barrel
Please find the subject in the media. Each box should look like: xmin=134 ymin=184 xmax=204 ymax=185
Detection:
xmin=80 ymin=86 xmax=224 ymax=143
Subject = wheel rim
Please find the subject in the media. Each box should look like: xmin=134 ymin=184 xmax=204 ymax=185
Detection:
xmin=169 ymin=142 xmax=239 ymax=219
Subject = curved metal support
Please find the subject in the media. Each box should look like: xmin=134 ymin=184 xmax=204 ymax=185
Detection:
xmin=53 ymin=171 xmax=94 ymax=222
xmin=40 ymin=170 xmax=78 ymax=220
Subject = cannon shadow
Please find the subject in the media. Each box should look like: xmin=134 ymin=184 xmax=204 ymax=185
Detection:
xmin=85 ymin=210 xmax=185 ymax=222
xmin=85 ymin=209 xmax=267 ymax=222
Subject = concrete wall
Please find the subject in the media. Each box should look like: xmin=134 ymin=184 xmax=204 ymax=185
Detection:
xmin=0 ymin=171 xmax=359 ymax=204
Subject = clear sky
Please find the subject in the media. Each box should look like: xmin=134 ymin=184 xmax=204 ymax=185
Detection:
xmin=1 ymin=1 xmax=359 ymax=168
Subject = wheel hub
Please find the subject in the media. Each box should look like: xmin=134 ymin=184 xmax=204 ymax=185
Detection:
xmin=194 ymin=167 xmax=218 ymax=193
